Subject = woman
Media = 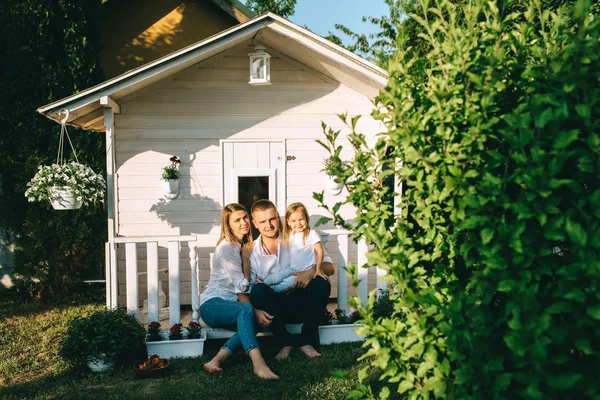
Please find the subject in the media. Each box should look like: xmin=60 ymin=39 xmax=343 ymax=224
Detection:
xmin=200 ymin=203 xmax=278 ymax=379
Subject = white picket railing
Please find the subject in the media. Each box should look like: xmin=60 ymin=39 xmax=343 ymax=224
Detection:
xmin=105 ymin=231 xmax=386 ymax=326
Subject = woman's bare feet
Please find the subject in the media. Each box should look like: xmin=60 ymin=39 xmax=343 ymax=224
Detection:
xmin=299 ymin=345 xmax=322 ymax=358
xmin=275 ymin=345 xmax=293 ymax=360
xmin=202 ymin=348 xmax=230 ymax=374
xmin=202 ymin=360 xmax=223 ymax=374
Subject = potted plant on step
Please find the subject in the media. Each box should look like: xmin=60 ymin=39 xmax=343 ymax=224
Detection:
xmin=161 ymin=155 xmax=181 ymax=199
xmin=60 ymin=308 xmax=146 ymax=372
xmin=318 ymin=308 xmax=364 ymax=345
xmin=145 ymin=321 xmax=206 ymax=359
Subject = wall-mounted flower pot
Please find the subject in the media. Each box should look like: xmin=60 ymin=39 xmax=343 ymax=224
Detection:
xmin=324 ymin=175 xmax=343 ymax=196
xmin=50 ymin=186 xmax=82 ymax=210
xmin=161 ymin=179 xmax=180 ymax=200
xmin=318 ymin=323 xmax=365 ymax=345
xmin=145 ymin=331 xmax=206 ymax=358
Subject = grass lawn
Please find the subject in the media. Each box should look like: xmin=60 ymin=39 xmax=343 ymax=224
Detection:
xmin=0 ymin=299 xmax=385 ymax=400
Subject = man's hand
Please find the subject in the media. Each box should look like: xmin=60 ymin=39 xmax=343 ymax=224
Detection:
xmin=241 ymin=241 xmax=254 ymax=258
xmin=291 ymin=267 xmax=315 ymax=289
xmin=254 ymin=309 xmax=274 ymax=327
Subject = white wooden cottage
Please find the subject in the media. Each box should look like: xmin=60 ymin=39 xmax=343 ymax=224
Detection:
xmin=37 ymin=12 xmax=390 ymax=327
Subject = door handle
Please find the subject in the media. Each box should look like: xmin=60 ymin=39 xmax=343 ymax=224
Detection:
xmin=286 ymin=155 xmax=296 ymax=161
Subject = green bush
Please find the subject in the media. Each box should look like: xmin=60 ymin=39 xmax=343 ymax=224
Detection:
xmin=60 ymin=308 xmax=146 ymax=365
xmin=316 ymin=0 xmax=600 ymax=398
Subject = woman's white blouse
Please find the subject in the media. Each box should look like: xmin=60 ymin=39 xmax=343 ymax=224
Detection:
xmin=200 ymin=240 xmax=250 ymax=306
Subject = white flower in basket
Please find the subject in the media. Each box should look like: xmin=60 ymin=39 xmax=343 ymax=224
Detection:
xmin=25 ymin=161 xmax=106 ymax=209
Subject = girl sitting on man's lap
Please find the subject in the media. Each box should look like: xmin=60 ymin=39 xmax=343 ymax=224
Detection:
xmin=262 ymin=202 xmax=327 ymax=292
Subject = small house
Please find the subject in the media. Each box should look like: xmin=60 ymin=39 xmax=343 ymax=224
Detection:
xmin=37 ymin=12 xmax=390 ymax=326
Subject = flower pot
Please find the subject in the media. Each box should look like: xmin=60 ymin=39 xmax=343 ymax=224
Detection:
xmin=161 ymin=179 xmax=180 ymax=200
xmin=318 ymin=323 xmax=365 ymax=345
xmin=145 ymin=331 xmax=206 ymax=358
xmin=50 ymin=186 xmax=82 ymax=210
xmin=134 ymin=357 xmax=171 ymax=378
xmin=87 ymin=354 xmax=116 ymax=372
xmin=324 ymin=175 xmax=343 ymax=196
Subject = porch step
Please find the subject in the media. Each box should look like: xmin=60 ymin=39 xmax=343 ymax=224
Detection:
xmin=203 ymin=324 xmax=303 ymax=339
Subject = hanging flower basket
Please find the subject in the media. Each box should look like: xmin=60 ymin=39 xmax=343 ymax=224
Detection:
xmin=25 ymin=162 xmax=106 ymax=210
xmin=50 ymin=186 xmax=83 ymax=210
xmin=24 ymin=111 xmax=106 ymax=210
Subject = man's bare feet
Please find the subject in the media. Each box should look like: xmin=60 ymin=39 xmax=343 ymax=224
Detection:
xmin=202 ymin=360 xmax=223 ymax=374
xmin=275 ymin=345 xmax=293 ymax=360
xmin=299 ymin=345 xmax=322 ymax=358
xmin=253 ymin=364 xmax=279 ymax=379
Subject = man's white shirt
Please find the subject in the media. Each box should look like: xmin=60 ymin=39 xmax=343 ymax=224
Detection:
xmin=250 ymin=233 xmax=332 ymax=285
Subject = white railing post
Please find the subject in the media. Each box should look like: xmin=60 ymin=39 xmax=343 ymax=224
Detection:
xmin=168 ymin=241 xmax=180 ymax=327
xmin=357 ymin=238 xmax=369 ymax=306
xmin=125 ymin=242 xmax=139 ymax=317
xmin=105 ymin=242 xmax=111 ymax=309
xmin=337 ymin=234 xmax=349 ymax=312
xmin=189 ymin=240 xmax=199 ymax=322
xmin=147 ymin=242 xmax=159 ymax=324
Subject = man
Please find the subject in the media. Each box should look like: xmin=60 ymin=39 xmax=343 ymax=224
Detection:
xmin=249 ymin=199 xmax=334 ymax=360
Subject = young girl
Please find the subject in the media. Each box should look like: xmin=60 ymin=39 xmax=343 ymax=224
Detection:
xmin=263 ymin=202 xmax=326 ymax=292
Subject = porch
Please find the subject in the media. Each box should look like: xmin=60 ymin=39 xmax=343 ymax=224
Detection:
xmin=105 ymin=229 xmax=387 ymax=330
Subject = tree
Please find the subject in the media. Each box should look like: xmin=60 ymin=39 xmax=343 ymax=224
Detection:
xmin=317 ymin=0 xmax=600 ymax=398
xmin=245 ymin=0 xmax=297 ymax=18
xmin=0 ymin=0 xmax=106 ymax=300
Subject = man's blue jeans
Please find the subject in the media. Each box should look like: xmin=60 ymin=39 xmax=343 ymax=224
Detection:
xmin=200 ymin=297 xmax=259 ymax=355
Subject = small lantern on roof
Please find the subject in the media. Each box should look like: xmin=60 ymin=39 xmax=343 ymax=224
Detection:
xmin=248 ymin=45 xmax=271 ymax=85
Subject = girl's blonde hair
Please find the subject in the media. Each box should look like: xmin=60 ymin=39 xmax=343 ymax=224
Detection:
xmin=282 ymin=202 xmax=311 ymax=244
xmin=217 ymin=203 xmax=253 ymax=246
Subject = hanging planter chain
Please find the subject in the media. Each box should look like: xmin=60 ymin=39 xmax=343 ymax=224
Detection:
xmin=57 ymin=109 xmax=79 ymax=165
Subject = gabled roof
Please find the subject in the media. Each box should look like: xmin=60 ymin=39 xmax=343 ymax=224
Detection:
xmin=37 ymin=12 xmax=388 ymax=131
xmin=211 ymin=0 xmax=255 ymax=22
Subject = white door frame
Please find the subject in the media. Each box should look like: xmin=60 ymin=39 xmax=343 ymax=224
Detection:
xmin=220 ymin=139 xmax=286 ymax=214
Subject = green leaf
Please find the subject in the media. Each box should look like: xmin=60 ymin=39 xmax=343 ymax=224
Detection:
xmin=565 ymin=218 xmax=587 ymax=246
xmin=398 ymin=379 xmax=414 ymax=394
xmin=553 ymin=130 xmax=579 ymax=150
xmin=586 ymin=305 xmax=600 ymax=320
xmin=379 ymin=386 xmax=390 ymax=399
xmin=315 ymin=216 xmax=332 ymax=227
xmin=547 ymin=373 xmax=582 ymax=389
xmin=481 ymin=227 xmax=494 ymax=245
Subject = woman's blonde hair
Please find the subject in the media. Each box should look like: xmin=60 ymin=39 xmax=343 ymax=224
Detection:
xmin=282 ymin=202 xmax=310 ymax=244
xmin=217 ymin=203 xmax=253 ymax=246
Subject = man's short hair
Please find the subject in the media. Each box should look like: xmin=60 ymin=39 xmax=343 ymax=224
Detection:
xmin=251 ymin=199 xmax=276 ymax=216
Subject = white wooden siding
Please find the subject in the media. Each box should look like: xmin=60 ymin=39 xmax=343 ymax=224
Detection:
xmin=115 ymin=43 xmax=386 ymax=306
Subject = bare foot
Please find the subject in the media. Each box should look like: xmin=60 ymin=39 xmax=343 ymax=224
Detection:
xmin=275 ymin=346 xmax=293 ymax=361
xmin=253 ymin=364 xmax=279 ymax=380
xmin=299 ymin=345 xmax=322 ymax=358
xmin=203 ymin=360 xmax=223 ymax=374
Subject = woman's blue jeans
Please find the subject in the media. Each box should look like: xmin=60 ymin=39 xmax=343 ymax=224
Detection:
xmin=200 ymin=297 xmax=259 ymax=355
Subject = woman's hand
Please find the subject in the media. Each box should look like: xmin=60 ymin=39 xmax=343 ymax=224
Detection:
xmin=313 ymin=268 xmax=328 ymax=280
xmin=254 ymin=309 xmax=273 ymax=327
xmin=241 ymin=241 xmax=254 ymax=258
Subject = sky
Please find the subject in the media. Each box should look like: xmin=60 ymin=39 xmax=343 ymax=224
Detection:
xmin=243 ymin=0 xmax=391 ymax=46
